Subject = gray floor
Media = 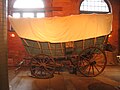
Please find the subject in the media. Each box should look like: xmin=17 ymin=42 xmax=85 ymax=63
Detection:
xmin=8 ymin=66 xmax=120 ymax=90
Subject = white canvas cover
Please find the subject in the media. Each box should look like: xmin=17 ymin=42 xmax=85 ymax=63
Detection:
xmin=8 ymin=14 xmax=112 ymax=43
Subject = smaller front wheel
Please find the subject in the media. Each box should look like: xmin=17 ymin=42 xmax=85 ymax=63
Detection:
xmin=30 ymin=54 xmax=55 ymax=79
xmin=77 ymin=47 xmax=107 ymax=77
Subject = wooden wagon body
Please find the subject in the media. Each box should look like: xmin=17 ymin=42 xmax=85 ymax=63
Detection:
xmin=9 ymin=14 xmax=113 ymax=79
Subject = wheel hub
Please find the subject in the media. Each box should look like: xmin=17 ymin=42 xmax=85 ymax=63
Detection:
xmin=90 ymin=61 xmax=96 ymax=65
xmin=39 ymin=63 xmax=46 ymax=67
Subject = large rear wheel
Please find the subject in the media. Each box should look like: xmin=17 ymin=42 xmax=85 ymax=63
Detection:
xmin=78 ymin=47 xmax=107 ymax=77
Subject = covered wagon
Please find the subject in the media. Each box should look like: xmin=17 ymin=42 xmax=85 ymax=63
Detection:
xmin=8 ymin=14 xmax=113 ymax=79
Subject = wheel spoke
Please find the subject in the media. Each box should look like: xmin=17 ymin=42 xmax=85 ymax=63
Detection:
xmin=44 ymin=57 xmax=49 ymax=63
xmin=35 ymin=67 xmax=40 ymax=75
xmin=93 ymin=64 xmax=100 ymax=73
xmin=46 ymin=65 xmax=55 ymax=70
xmin=81 ymin=59 xmax=89 ymax=66
xmin=81 ymin=64 xmax=90 ymax=72
xmin=94 ymin=54 xmax=104 ymax=62
xmin=83 ymin=59 xmax=89 ymax=63
xmin=31 ymin=63 xmax=40 ymax=67
xmin=40 ymin=68 xmax=42 ymax=75
xmin=44 ymin=67 xmax=52 ymax=74
xmin=96 ymin=59 xmax=105 ymax=63
xmin=96 ymin=64 xmax=103 ymax=68
xmin=92 ymin=65 xmax=94 ymax=75
xmin=82 ymin=60 xmax=85 ymax=66
xmin=92 ymin=53 xmax=100 ymax=60
xmin=33 ymin=58 xmax=42 ymax=65
xmin=88 ymin=65 xmax=91 ymax=75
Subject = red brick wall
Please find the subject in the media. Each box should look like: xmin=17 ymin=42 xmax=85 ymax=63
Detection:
xmin=52 ymin=0 xmax=80 ymax=16
xmin=109 ymin=0 xmax=120 ymax=52
xmin=8 ymin=32 xmax=27 ymax=66
xmin=8 ymin=0 xmax=120 ymax=66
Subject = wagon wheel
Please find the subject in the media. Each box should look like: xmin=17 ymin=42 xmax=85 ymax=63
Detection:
xmin=77 ymin=47 xmax=107 ymax=77
xmin=30 ymin=54 xmax=55 ymax=79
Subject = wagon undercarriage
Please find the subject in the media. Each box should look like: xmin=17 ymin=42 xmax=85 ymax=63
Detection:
xmin=27 ymin=46 xmax=107 ymax=79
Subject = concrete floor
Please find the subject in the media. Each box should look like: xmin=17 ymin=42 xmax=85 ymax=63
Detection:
xmin=8 ymin=66 xmax=120 ymax=90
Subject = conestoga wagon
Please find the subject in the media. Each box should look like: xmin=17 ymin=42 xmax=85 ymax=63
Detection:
xmin=9 ymin=14 xmax=113 ymax=79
